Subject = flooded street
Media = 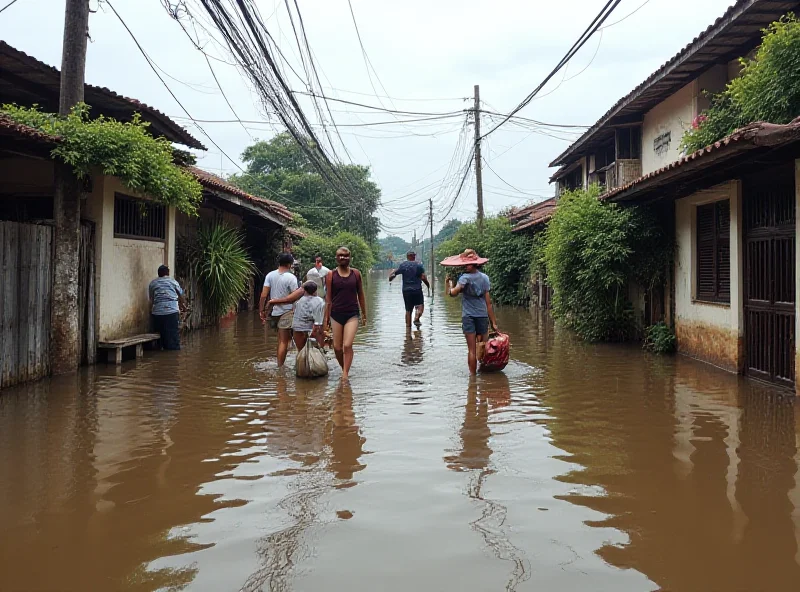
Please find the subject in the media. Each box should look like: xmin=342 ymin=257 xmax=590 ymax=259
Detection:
xmin=2 ymin=271 xmax=800 ymax=591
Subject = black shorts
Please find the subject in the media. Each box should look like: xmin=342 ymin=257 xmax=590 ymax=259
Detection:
xmin=331 ymin=311 xmax=359 ymax=326
xmin=402 ymin=289 xmax=424 ymax=312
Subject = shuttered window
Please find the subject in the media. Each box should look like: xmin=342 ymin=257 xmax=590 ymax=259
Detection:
xmin=696 ymin=200 xmax=730 ymax=303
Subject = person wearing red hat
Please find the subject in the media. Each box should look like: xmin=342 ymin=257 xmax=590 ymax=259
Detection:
xmin=443 ymin=250 xmax=499 ymax=374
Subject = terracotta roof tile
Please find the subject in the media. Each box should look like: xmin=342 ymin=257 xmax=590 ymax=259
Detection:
xmin=0 ymin=113 xmax=60 ymax=144
xmin=0 ymin=41 xmax=205 ymax=150
xmin=186 ymin=166 xmax=294 ymax=222
xmin=510 ymin=197 xmax=557 ymax=232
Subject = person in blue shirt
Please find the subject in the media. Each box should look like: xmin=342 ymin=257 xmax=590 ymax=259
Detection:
xmin=149 ymin=264 xmax=185 ymax=350
xmin=389 ymin=250 xmax=430 ymax=327
xmin=445 ymin=250 xmax=499 ymax=374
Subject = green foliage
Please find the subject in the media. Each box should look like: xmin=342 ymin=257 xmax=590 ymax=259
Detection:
xmin=437 ymin=216 xmax=533 ymax=306
xmin=294 ymin=230 xmax=375 ymax=272
xmin=682 ymin=14 xmax=800 ymax=153
xmin=228 ymin=132 xmax=381 ymax=243
xmin=543 ymin=186 xmax=671 ymax=342
xmin=643 ymin=322 xmax=677 ymax=354
xmin=1 ymin=103 xmax=202 ymax=214
xmin=189 ymin=225 xmax=256 ymax=318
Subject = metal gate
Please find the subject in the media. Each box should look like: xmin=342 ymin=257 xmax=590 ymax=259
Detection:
xmin=0 ymin=221 xmax=53 ymax=389
xmin=743 ymin=168 xmax=796 ymax=388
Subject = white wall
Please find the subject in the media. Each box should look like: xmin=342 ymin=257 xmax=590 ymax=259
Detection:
xmin=642 ymin=82 xmax=695 ymax=175
xmin=674 ymin=181 xmax=743 ymax=371
xmin=93 ymin=177 xmax=175 ymax=341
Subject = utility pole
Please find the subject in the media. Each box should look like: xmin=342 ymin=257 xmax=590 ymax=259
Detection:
xmin=52 ymin=0 xmax=90 ymax=375
xmin=473 ymin=84 xmax=485 ymax=231
xmin=429 ymin=198 xmax=435 ymax=296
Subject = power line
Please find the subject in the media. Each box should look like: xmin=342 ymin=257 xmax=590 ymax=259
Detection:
xmin=482 ymin=0 xmax=623 ymax=139
xmin=292 ymin=90 xmax=465 ymax=117
xmin=0 ymin=0 xmax=21 ymax=15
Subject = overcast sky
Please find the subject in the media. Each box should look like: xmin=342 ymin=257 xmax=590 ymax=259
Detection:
xmin=1 ymin=0 xmax=735 ymax=240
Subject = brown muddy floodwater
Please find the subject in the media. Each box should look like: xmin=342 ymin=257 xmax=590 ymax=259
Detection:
xmin=2 ymin=271 xmax=800 ymax=591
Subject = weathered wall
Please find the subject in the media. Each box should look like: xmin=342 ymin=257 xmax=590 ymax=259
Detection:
xmin=94 ymin=177 xmax=175 ymax=341
xmin=674 ymin=181 xmax=743 ymax=372
xmin=0 ymin=158 xmax=54 ymax=193
xmin=642 ymin=82 xmax=695 ymax=175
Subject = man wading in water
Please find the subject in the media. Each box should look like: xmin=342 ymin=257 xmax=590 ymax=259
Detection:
xmin=444 ymin=249 xmax=499 ymax=375
xmin=260 ymin=252 xmax=299 ymax=367
xmin=324 ymin=247 xmax=367 ymax=380
xmin=389 ymin=250 xmax=430 ymax=327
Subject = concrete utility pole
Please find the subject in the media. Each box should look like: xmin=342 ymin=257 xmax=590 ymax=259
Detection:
xmin=52 ymin=0 xmax=90 ymax=375
xmin=429 ymin=198 xmax=435 ymax=296
xmin=473 ymin=84 xmax=485 ymax=231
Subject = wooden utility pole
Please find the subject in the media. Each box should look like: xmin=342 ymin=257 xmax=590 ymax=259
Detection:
xmin=429 ymin=198 xmax=435 ymax=296
xmin=473 ymin=84 xmax=485 ymax=231
xmin=52 ymin=0 xmax=90 ymax=375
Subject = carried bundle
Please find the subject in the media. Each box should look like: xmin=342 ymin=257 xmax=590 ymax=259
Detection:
xmin=480 ymin=331 xmax=510 ymax=373
xmin=296 ymin=338 xmax=329 ymax=378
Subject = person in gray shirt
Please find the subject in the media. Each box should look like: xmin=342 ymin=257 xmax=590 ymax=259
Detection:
xmin=149 ymin=264 xmax=185 ymax=350
xmin=445 ymin=250 xmax=499 ymax=375
xmin=268 ymin=281 xmax=326 ymax=352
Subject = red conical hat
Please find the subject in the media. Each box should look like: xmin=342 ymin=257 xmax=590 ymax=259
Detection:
xmin=440 ymin=248 xmax=489 ymax=267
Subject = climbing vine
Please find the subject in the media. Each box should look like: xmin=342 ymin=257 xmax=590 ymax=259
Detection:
xmin=543 ymin=186 xmax=672 ymax=342
xmin=682 ymin=13 xmax=800 ymax=153
xmin=1 ymin=103 xmax=202 ymax=214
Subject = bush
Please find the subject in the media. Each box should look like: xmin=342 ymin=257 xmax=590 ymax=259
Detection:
xmin=436 ymin=216 xmax=533 ymax=306
xmin=682 ymin=14 xmax=800 ymax=153
xmin=293 ymin=230 xmax=375 ymax=272
xmin=543 ymin=186 xmax=671 ymax=342
xmin=644 ymin=322 xmax=677 ymax=354
xmin=188 ymin=225 xmax=255 ymax=318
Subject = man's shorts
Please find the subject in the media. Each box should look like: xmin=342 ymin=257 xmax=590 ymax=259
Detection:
xmin=269 ymin=316 xmax=280 ymax=330
xmin=462 ymin=316 xmax=489 ymax=335
xmin=402 ymin=289 xmax=424 ymax=312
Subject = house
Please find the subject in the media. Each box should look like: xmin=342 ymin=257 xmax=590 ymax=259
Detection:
xmin=539 ymin=0 xmax=800 ymax=391
xmin=508 ymin=197 xmax=556 ymax=308
xmin=0 ymin=42 xmax=295 ymax=389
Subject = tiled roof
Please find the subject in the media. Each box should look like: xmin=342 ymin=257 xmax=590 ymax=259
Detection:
xmin=0 ymin=113 xmax=60 ymax=144
xmin=550 ymin=0 xmax=800 ymax=168
xmin=0 ymin=41 xmax=205 ymax=150
xmin=186 ymin=166 xmax=294 ymax=223
xmin=602 ymin=118 xmax=800 ymax=202
xmin=286 ymin=227 xmax=306 ymax=238
xmin=510 ymin=197 xmax=557 ymax=233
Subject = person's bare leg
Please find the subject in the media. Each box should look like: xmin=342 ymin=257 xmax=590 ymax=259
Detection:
xmin=405 ymin=310 xmax=412 ymax=327
xmin=341 ymin=317 xmax=359 ymax=379
xmin=414 ymin=304 xmax=424 ymax=324
xmin=332 ymin=320 xmax=345 ymax=368
xmin=293 ymin=331 xmax=308 ymax=351
xmin=465 ymin=332 xmax=478 ymax=375
xmin=277 ymin=328 xmax=292 ymax=366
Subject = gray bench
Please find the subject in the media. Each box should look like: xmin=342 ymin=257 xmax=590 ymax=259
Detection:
xmin=98 ymin=333 xmax=161 ymax=364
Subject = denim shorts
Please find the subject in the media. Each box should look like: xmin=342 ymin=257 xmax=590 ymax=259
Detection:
xmin=462 ymin=316 xmax=489 ymax=335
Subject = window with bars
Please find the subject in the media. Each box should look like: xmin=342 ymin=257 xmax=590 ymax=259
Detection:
xmin=696 ymin=200 xmax=730 ymax=303
xmin=113 ymin=194 xmax=166 ymax=241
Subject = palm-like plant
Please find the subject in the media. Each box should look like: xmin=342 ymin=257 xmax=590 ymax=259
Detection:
xmin=191 ymin=224 xmax=255 ymax=319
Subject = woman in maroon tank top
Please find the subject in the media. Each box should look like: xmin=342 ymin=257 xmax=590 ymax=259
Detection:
xmin=324 ymin=247 xmax=367 ymax=380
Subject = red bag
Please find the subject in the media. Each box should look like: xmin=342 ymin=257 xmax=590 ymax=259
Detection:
xmin=480 ymin=332 xmax=510 ymax=372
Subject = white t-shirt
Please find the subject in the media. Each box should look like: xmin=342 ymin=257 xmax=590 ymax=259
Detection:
xmin=306 ymin=265 xmax=330 ymax=295
xmin=264 ymin=269 xmax=298 ymax=316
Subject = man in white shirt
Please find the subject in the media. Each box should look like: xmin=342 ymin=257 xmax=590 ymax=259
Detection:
xmin=305 ymin=254 xmax=330 ymax=297
xmin=259 ymin=252 xmax=298 ymax=367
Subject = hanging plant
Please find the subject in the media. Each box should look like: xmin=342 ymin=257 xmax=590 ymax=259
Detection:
xmin=189 ymin=224 xmax=256 ymax=319
xmin=1 ymin=103 xmax=202 ymax=214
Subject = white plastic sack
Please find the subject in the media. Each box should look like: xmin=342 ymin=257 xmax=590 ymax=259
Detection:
xmin=296 ymin=338 xmax=329 ymax=378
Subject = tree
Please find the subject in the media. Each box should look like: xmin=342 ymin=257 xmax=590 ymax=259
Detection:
xmin=228 ymin=133 xmax=381 ymax=243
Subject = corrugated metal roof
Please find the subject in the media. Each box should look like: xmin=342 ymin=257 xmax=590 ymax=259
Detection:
xmin=549 ymin=0 xmax=800 ymax=168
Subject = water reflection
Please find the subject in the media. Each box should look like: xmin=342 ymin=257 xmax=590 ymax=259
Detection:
xmin=445 ymin=374 xmax=530 ymax=591
xmin=401 ymin=328 xmax=424 ymax=367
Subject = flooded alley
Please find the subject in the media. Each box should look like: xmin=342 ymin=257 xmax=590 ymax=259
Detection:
xmin=2 ymin=271 xmax=800 ymax=592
